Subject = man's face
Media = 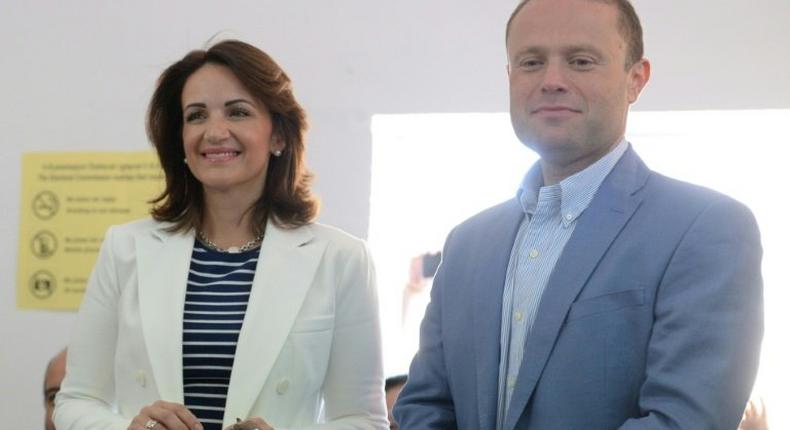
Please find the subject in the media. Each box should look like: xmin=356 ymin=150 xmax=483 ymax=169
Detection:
xmin=44 ymin=351 xmax=67 ymax=430
xmin=506 ymin=0 xmax=649 ymax=173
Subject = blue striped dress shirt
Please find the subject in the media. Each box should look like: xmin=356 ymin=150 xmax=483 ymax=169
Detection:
xmin=495 ymin=141 xmax=629 ymax=429
xmin=183 ymin=241 xmax=259 ymax=430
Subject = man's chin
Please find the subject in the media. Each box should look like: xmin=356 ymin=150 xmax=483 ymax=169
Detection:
xmin=518 ymin=133 xmax=578 ymax=155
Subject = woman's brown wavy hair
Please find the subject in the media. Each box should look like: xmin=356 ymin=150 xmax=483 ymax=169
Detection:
xmin=147 ymin=40 xmax=318 ymax=234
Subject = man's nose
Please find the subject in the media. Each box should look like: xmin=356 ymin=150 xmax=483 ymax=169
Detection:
xmin=540 ymin=61 xmax=569 ymax=93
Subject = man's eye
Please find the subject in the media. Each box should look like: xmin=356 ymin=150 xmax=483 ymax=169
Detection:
xmin=519 ymin=59 xmax=543 ymax=70
xmin=570 ymin=58 xmax=595 ymax=69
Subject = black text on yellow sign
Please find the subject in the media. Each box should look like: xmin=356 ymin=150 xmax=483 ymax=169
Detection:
xmin=17 ymin=152 xmax=164 ymax=310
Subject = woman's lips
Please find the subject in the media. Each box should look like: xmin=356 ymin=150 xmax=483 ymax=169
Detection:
xmin=202 ymin=150 xmax=240 ymax=162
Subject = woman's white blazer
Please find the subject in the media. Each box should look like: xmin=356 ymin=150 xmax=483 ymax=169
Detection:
xmin=54 ymin=218 xmax=388 ymax=430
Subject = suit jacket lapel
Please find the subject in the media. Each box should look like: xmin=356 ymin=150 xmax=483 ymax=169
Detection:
xmin=223 ymin=223 xmax=326 ymax=424
xmin=503 ymin=148 xmax=649 ymax=430
xmin=473 ymin=199 xmax=525 ymax=430
xmin=136 ymin=223 xmax=194 ymax=403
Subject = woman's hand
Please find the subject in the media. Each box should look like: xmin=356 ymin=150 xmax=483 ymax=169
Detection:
xmin=128 ymin=400 xmax=203 ymax=430
xmin=226 ymin=417 xmax=274 ymax=430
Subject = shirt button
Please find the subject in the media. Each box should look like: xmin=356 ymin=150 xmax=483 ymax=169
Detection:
xmin=276 ymin=379 xmax=290 ymax=395
xmin=565 ymin=213 xmax=573 ymax=221
xmin=507 ymin=377 xmax=516 ymax=389
xmin=528 ymin=249 xmax=539 ymax=259
xmin=135 ymin=370 xmax=146 ymax=387
xmin=514 ymin=311 xmax=523 ymax=322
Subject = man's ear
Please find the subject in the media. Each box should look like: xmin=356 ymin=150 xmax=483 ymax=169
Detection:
xmin=627 ymin=58 xmax=651 ymax=104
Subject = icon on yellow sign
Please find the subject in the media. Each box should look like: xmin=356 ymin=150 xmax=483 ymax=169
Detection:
xmin=29 ymin=270 xmax=56 ymax=299
xmin=32 ymin=190 xmax=59 ymax=220
xmin=31 ymin=230 xmax=58 ymax=259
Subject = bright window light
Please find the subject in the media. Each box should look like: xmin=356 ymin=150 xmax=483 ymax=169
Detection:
xmin=369 ymin=113 xmax=536 ymax=377
xmin=370 ymin=110 xmax=788 ymax=428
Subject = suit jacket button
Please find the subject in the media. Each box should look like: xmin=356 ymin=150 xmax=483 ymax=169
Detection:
xmin=276 ymin=379 xmax=290 ymax=395
xmin=136 ymin=370 xmax=146 ymax=387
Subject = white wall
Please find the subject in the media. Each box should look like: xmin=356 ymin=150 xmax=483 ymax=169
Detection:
xmin=2 ymin=0 xmax=788 ymax=425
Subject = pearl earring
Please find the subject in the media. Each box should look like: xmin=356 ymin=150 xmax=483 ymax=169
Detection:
xmin=273 ymin=150 xmax=283 ymax=157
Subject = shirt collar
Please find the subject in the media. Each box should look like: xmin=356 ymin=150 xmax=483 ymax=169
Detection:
xmin=517 ymin=140 xmax=629 ymax=226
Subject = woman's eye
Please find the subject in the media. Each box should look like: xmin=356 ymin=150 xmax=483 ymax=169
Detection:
xmin=185 ymin=111 xmax=205 ymax=122
xmin=229 ymin=107 xmax=251 ymax=118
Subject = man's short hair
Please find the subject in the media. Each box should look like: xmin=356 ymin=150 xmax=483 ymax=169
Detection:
xmin=386 ymin=374 xmax=408 ymax=392
xmin=505 ymin=0 xmax=644 ymax=68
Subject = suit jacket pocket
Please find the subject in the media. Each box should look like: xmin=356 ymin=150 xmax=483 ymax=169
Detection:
xmin=291 ymin=314 xmax=335 ymax=333
xmin=567 ymin=288 xmax=645 ymax=321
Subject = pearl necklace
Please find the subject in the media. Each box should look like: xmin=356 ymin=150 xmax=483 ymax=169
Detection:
xmin=197 ymin=230 xmax=264 ymax=254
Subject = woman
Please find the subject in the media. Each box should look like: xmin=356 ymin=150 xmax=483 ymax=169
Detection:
xmin=55 ymin=40 xmax=387 ymax=430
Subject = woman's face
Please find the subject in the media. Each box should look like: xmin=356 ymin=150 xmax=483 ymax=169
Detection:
xmin=181 ymin=63 xmax=284 ymax=198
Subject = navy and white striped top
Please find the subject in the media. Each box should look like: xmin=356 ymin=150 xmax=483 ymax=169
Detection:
xmin=183 ymin=240 xmax=259 ymax=430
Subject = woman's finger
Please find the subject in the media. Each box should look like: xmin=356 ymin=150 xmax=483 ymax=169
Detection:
xmin=134 ymin=401 xmax=203 ymax=430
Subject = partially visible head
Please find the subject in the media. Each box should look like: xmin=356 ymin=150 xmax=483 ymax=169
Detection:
xmin=147 ymin=40 xmax=318 ymax=233
xmin=506 ymin=0 xmax=644 ymax=69
xmin=44 ymin=348 xmax=67 ymax=430
xmin=385 ymin=375 xmax=407 ymax=430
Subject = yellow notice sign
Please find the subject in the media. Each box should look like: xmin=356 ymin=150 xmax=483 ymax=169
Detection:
xmin=17 ymin=152 xmax=164 ymax=310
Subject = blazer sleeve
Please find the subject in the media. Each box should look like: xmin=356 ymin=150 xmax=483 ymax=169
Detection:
xmin=53 ymin=226 xmax=131 ymax=430
xmin=619 ymin=197 xmax=763 ymax=429
xmin=299 ymin=239 xmax=389 ymax=430
xmin=392 ymin=230 xmax=458 ymax=429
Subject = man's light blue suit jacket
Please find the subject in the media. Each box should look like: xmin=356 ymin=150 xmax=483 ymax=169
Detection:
xmin=394 ymin=147 xmax=763 ymax=429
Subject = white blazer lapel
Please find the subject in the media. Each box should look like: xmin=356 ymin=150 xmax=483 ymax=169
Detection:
xmin=136 ymin=224 xmax=194 ymax=403
xmin=223 ymin=223 xmax=326 ymax=424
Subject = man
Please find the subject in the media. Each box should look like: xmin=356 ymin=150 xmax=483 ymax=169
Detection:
xmin=386 ymin=375 xmax=408 ymax=430
xmin=44 ymin=348 xmax=67 ymax=430
xmin=393 ymin=0 xmax=763 ymax=429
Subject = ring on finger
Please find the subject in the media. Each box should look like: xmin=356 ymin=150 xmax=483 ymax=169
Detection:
xmin=144 ymin=419 xmax=159 ymax=429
